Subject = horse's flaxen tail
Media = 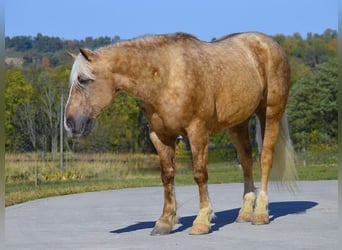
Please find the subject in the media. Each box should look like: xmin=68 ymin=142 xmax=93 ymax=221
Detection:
xmin=256 ymin=114 xmax=298 ymax=192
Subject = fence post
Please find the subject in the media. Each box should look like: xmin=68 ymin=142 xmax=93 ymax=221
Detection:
xmin=35 ymin=153 xmax=38 ymax=187
xmin=60 ymin=91 xmax=64 ymax=171
xmin=303 ymin=147 xmax=307 ymax=166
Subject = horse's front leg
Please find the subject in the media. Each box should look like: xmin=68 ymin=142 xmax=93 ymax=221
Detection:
xmin=149 ymin=131 xmax=178 ymax=235
xmin=187 ymin=124 xmax=214 ymax=235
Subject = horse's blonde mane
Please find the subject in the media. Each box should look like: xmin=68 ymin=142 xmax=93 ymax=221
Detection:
xmin=70 ymin=54 xmax=95 ymax=88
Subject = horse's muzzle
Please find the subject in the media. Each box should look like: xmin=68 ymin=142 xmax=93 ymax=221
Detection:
xmin=65 ymin=114 xmax=94 ymax=137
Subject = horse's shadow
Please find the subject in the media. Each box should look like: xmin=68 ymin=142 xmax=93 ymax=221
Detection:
xmin=110 ymin=201 xmax=318 ymax=234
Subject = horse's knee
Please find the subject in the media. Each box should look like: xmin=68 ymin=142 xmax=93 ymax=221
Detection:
xmin=161 ymin=167 xmax=175 ymax=184
xmin=193 ymin=169 xmax=208 ymax=185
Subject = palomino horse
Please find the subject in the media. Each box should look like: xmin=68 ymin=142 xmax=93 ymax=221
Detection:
xmin=64 ymin=32 xmax=297 ymax=235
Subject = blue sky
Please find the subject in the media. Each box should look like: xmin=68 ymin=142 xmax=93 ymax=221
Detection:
xmin=5 ymin=0 xmax=337 ymax=41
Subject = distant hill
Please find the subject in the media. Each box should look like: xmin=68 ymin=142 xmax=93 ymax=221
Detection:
xmin=5 ymin=33 xmax=121 ymax=67
xmin=5 ymin=30 xmax=337 ymax=69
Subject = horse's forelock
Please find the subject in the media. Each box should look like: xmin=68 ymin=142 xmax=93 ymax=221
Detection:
xmin=70 ymin=54 xmax=96 ymax=87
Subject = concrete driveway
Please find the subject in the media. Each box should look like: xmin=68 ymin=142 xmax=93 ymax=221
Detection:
xmin=6 ymin=181 xmax=338 ymax=250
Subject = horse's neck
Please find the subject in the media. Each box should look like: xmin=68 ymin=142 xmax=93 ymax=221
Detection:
xmin=107 ymin=47 xmax=165 ymax=102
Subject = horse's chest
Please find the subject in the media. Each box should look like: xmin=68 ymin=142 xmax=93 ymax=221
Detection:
xmin=149 ymin=112 xmax=185 ymax=135
xmin=140 ymin=98 xmax=190 ymax=135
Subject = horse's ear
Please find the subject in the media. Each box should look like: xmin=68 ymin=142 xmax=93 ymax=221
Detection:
xmin=66 ymin=51 xmax=78 ymax=59
xmin=79 ymin=48 xmax=96 ymax=61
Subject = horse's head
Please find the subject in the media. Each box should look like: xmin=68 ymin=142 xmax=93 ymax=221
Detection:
xmin=64 ymin=48 xmax=115 ymax=137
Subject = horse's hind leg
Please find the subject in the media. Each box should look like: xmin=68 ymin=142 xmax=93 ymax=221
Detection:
xmin=229 ymin=121 xmax=256 ymax=223
xmin=149 ymin=131 xmax=178 ymax=235
xmin=253 ymin=107 xmax=284 ymax=225
xmin=252 ymin=44 xmax=291 ymax=225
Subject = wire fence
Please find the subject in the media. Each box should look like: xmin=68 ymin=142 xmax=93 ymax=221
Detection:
xmin=5 ymin=139 xmax=337 ymax=189
xmin=5 ymin=95 xmax=338 ymax=190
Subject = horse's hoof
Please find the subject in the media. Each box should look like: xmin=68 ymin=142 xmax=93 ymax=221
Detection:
xmin=236 ymin=212 xmax=253 ymax=223
xmin=252 ymin=213 xmax=270 ymax=225
xmin=189 ymin=223 xmax=210 ymax=235
xmin=150 ymin=225 xmax=172 ymax=236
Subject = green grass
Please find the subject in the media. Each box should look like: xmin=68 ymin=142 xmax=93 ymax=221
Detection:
xmin=5 ymin=145 xmax=337 ymax=207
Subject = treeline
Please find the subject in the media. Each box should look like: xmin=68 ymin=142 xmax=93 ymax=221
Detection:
xmin=5 ymin=33 xmax=121 ymax=67
xmin=5 ymin=29 xmax=337 ymax=154
xmin=273 ymin=29 xmax=337 ymax=148
xmin=5 ymin=33 xmax=121 ymax=52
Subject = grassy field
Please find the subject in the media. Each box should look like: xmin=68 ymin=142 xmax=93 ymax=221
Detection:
xmin=5 ymin=144 xmax=337 ymax=207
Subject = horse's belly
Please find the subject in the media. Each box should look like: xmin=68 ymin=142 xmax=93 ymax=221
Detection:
xmin=208 ymin=113 xmax=251 ymax=132
xmin=212 ymin=87 xmax=263 ymax=130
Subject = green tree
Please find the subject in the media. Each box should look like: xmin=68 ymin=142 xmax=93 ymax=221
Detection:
xmin=33 ymin=66 xmax=69 ymax=154
xmin=5 ymin=70 xmax=34 ymax=150
xmin=287 ymin=58 xmax=337 ymax=148
xmin=5 ymin=35 xmax=33 ymax=51
xmin=288 ymin=57 xmax=311 ymax=84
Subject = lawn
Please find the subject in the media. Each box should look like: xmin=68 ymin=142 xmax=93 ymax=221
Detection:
xmin=5 ymin=144 xmax=337 ymax=206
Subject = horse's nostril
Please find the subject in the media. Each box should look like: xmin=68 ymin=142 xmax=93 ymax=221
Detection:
xmin=65 ymin=115 xmax=93 ymax=136
xmin=65 ymin=118 xmax=75 ymax=132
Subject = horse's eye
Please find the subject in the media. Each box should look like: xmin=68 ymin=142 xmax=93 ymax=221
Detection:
xmin=78 ymin=76 xmax=91 ymax=85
